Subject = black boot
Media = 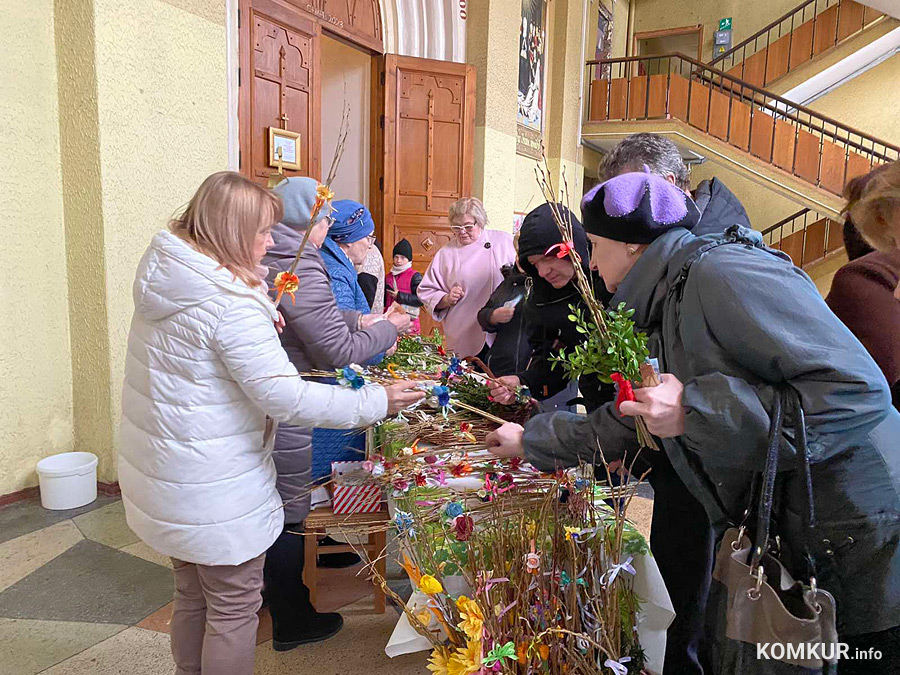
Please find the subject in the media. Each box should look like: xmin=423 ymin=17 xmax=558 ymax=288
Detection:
xmin=264 ymin=524 xmax=344 ymax=652
xmin=316 ymin=536 xmax=361 ymax=568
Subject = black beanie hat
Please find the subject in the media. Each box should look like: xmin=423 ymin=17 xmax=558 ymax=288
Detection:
xmin=393 ymin=238 xmax=413 ymax=260
xmin=581 ymin=170 xmax=700 ymax=244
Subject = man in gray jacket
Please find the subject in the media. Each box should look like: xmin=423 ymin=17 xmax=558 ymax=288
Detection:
xmin=263 ymin=177 xmax=408 ymax=651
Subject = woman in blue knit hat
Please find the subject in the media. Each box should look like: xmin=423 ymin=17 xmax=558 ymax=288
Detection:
xmin=486 ymin=170 xmax=900 ymax=673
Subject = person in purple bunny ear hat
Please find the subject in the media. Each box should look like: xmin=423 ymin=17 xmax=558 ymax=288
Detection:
xmin=487 ymin=169 xmax=900 ymax=674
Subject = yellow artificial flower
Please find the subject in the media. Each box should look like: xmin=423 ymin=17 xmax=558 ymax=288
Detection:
xmin=447 ymin=640 xmax=482 ymax=675
xmin=455 ymin=595 xmax=484 ymax=641
xmin=525 ymin=519 xmax=537 ymax=539
xmin=427 ymin=646 xmax=451 ymax=675
xmin=418 ymin=574 xmax=444 ymax=595
xmin=315 ymin=184 xmax=334 ymax=203
xmin=564 ymin=526 xmax=580 ymax=542
xmin=415 ymin=608 xmax=435 ymax=628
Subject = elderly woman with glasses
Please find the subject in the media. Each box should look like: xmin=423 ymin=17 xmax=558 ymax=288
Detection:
xmin=418 ymin=197 xmax=516 ymax=357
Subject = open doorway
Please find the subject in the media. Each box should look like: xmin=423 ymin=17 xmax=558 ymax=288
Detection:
xmin=633 ymin=24 xmax=703 ymax=74
xmin=320 ymin=34 xmax=372 ymax=205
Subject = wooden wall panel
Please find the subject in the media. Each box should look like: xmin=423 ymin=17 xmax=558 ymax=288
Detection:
xmin=803 ymin=218 xmax=828 ymax=264
xmin=838 ymin=1 xmax=866 ymax=41
xmin=772 ymin=119 xmax=797 ymax=172
xmin=813 ymin=5 xmax=839 ymax=57
xmin=793 ymin=128 xmax=821 ymax=183
xmin=608 ymin=79 xmax=628 ymax=120
xmin=765 ymin=34 xmax=791 ymax=84
xmin=627 ymin=76 xmax=650 ymax=119
xmin=589 ymin=80 xmax=609 ymax=121
xmin=846 ymin=150 xmax=874 ymax=182
xmin=789 ymin=21 xmax=814 ymax=70
xmin=750 ymin=110 xmax=776 ymax=162
xmin=728 ymin=99 xmax=751 ymax=151
xmin=669 ymin=75 xmax=689 ymax=121
xmin=819 ymin=140 xmax=848 ymax=194
xmin=647 ymin=74 xmax=669 ymax=118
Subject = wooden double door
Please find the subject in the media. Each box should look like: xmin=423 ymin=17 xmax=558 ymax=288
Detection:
xmin=239 ymin=0 xmax=476 ymax=336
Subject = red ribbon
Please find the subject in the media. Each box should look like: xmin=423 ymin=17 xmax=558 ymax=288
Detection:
xmin=610 ymin=372 xmax=635 ymax=413
xmin=544 ymin=242 xmax=577 ymax=259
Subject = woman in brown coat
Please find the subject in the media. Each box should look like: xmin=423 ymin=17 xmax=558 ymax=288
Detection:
xmin=827 ymin=165 xmax=900 ymax=409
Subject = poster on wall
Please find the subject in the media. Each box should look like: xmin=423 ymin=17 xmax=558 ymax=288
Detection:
xmin=516 ymin=0 xmax=546 ymax=159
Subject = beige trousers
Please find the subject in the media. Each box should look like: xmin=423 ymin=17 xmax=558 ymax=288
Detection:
xmin=170 ymin=553 xmax=265 ymax=675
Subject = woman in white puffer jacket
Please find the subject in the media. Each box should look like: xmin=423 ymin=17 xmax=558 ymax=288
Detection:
xmin=119 ymin=172 xmax=422 ymax=675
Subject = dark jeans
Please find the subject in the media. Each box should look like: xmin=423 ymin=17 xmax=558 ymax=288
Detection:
xmin=263 ymin=523 xmax=317 ymax=629
xmin=644 ymin=452 xmax=716 ymax=675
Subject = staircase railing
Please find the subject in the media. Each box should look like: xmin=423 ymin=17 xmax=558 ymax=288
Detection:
xmin=761 ymin=207 xmax=844 ymax=267
xmin=584 ymin=53 xmax=900 ymax=196
xmin=709 ymin=0 xmax=884 ymax=87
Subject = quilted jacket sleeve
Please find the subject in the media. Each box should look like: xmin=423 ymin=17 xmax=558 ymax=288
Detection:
xmin=213 ymin=299 xmax=388 ymax=428
xmin=280 ymin=255 xmax=396 ymax=369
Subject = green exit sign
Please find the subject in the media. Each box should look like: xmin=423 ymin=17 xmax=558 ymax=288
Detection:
xmin=719 ymin=17 xmax=733 ymax=31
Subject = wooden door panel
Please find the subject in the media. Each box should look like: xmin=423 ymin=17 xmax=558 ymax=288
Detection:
xmin=375 ymin=55 xmax=476 ymax=338
xmin=240 ymin=0 xmax=320 ymax=184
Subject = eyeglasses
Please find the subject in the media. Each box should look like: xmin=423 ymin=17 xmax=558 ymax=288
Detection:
xmin=450 ymin=224 xmax=476 ymax=233
xmin=365 ymin=234 xmax=376 ymax=244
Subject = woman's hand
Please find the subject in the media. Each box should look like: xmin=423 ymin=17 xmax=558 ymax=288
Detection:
xmin=385 ymin=303 xmax=411 ymax=333
xmin=485 ymin=423 xmax=525 ymax=458
xmin=274 ymin=311 xmax=285 ymax=334
xmin=489 ymin=375 xmax=521 ymax=405
xmin=385 ymin=343 xmax=398 ymax=357
xmin=448 ymin=284 xmax=465 ymax=305
xmin=618 ymin=373 xmax=685 ymax=438
xmin=383 ymin=381 xmax=426 ymax=415
xmin=491 ymin=306 xmax=516 ymax=325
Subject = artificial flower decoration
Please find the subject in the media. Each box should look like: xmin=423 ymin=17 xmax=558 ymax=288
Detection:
xmin=386 ymin=363 xmax=401 ymax=379
xmin=454 ymin=515 xmax=475 ymax=542
xmin=394 ymin=510 xmax=415 ymax=539
xmin=444 ymin=502 xmax=464 ymax=519
xmin=544 ymin=241 xmax=578 ymax=260
xmin=564 ymin=526 xmax=581 ymax=542
xmin=338 ymin=366 xmax=366 ymax=389
xmin=272 ymin=271 xmax=300 ymax=304
xmin=313 ymin=183 xmax=334 ymax=214
xmin=601 ymin=556 xmax=636 ymax=587
xmin=525 ymin=540 xmax=540 ymax=573
xmin=604 ymin=656 xmax=633 ymax=675
xmin=455 ymin=596 xmax=484 ymax=642
xmin=418 ymin=574 xmax=444 ymax=595
xmin=538 ymin=644 xmax=550 ymax=661
xmin=483 ymin=642 xmax=518 ymax=668
xmin=432 ymin=385 xmax=451 ymax=408
xmin=447 ymin=640 xmax=482 ymax=675
xmin=610 ymin=372 xmax=636 ymax=413
xmin=427 ymin=646 xmax=451 ymax=675
xmin=450 ymin=461 xmax=473 ymax=478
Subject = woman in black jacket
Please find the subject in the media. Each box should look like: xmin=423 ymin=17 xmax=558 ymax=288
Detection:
xmin=489 ymin=203 xmax=614 ymax=411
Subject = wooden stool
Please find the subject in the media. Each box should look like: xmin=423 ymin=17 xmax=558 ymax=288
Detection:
xmin=303 ymin=506 xmax=390 ymax=614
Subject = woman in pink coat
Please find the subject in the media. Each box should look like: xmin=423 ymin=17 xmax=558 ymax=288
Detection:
xmin=417 ymin=197 xmax=516 ymax=357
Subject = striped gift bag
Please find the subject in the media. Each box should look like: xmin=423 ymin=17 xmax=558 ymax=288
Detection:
xmin=331 ymin=461 xmax=383 ymax=515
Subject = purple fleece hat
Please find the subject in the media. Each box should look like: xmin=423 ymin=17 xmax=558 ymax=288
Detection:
xmin=580 ymin=168 xmax=699 ymax=243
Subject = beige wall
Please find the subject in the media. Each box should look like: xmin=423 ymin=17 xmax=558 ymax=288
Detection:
xmin=0 ymin=0 xmax=74 ymax=493
xmin=321 ymin=36 xmax=371 ymax=204
xmin=806 ymin=53 xmax=900 ymax=145
xmin=633 ymin=0 xmax=798 ymax=62
xmin=469 ymin=0 xmax=588 ymax=231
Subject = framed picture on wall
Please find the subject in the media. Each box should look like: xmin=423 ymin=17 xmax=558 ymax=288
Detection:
xmin=516 ymin=0 xmax=547 ymax=159
xmin=268 ymin=127 xmax=302 ymax=171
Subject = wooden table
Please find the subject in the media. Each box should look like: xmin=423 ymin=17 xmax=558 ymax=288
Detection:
xmin=303 ymin=505 xmax=390 ymax=614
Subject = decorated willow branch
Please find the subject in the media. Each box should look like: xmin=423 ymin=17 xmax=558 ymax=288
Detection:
xmin=272 ymin=99 xmax=351 ymax=306
xmin=534 ymin=153 xmax=660 ymax=451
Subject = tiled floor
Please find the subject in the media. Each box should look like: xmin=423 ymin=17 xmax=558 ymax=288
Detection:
xmin=0 ymin=496 xmax=420 ymax=675
xmin=0 ymin=493 xmax=654 ymax=675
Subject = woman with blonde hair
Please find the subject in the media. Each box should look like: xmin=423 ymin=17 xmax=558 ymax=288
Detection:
xmin=119 ymin=171 xmax=423 ymax=675
xmin=846 ymin=160 xmax=900 ymax=298
xmin=418 ymin=197 xmax=516 ymax=357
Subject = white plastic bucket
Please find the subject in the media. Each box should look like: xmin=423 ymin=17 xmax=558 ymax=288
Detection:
xmin=36 ymin=452 xmax=99 ymax=510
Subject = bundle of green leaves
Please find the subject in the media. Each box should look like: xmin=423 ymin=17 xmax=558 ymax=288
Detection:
xmin=551 ymin=303 xmax=650 ymax=385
